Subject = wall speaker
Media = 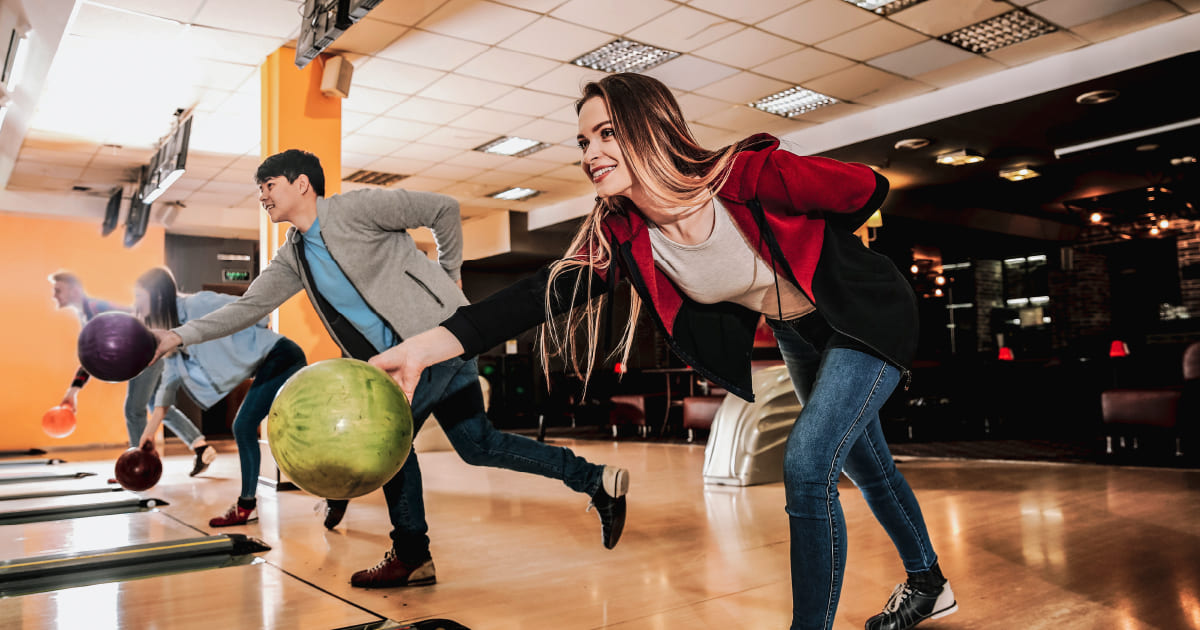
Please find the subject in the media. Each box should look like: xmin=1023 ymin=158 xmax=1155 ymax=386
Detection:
xmin=320 ymin=55 xmax=353 ymax=99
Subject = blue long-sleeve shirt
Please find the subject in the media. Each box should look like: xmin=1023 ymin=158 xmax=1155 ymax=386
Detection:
xmin=154 ymin=292 xmax=283 ymax=409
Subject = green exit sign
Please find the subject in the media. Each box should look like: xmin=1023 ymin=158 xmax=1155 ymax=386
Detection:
xmin=223 ymin=270 xmax=250 ymax=282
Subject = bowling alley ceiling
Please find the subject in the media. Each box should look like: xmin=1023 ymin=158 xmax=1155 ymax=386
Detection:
xmin=2 ymin=0 xmax=1199 ymax=248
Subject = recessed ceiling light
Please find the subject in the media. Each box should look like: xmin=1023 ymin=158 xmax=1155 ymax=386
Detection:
xmin=999 ymin=166 xmax=1040 ymax=181
xmin=893 ymin=138 xmax=930 ymax=150
xmin=474 ymin=136 xmax=549 ymax=157
xmin=1076 ymin=89 xmax=1119 ymax=105
xmin=572 ymin=39 xmax=680 ymax=74
xmin=1170 ymin=156 xmax=1197 ymax=165
xmin=490 ymin=187 xmax=540 ymax=201
xmin=935 ymin=149 xmax=984 ymax=166
xmin=1136 ymin=143 xmax=1159 ymax=152
xmin=749 ymin=86 xmax=837 ymax=118
xmin=840 ymin=0 xmax=928 ymax=15
xmin=940 ymin=9 xmax=1056 ymax=55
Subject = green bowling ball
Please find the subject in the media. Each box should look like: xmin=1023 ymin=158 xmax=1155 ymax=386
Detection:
xmin=268 ymin=358 xmax=413 ymax=500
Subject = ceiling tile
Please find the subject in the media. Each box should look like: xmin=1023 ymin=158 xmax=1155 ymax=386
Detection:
xmin=753 ymin=47 xmax=857 ymax=84
xmin=488 ymin=89 xmax=576 ymax=117
xmin=789 ymin=100 xmax=871 ymax=123
xmin=228 ymin=156 xmax=262 ymax=172
xmin=421 ymin=0 xmax=541 ymax=45
xmin=803 ymin=63 xmax=904 ymax=100
xmin=365 ymin=156 xmax=439 ymax=175
xmin=388 ymin=143 xmax=464 ymax=162
xmin=523 ymin=64 xmax=607 ymax=97
xmin=12 ymin=160 xmax=85 ymax=180
xmin=817 ymin=19 xmax=930 ymax=62
xmin=757 ymin=0 xmax=879 ymax=45
xmin=694 ymin=72 xmax=791 ymax=103
xmin=985 ymin=30 xmax=1087 ymax=67
xmin=191 ymin=0 xmax=302 ymax=39
xmin=358 ymin=117 xmax=441 ymax=142
xmin=343 ymin=133 xmax=405 ymax=156
xmin=366 ymin=0 xmax=449 ymax=25
xmin=342 ymin=111 xmax=376 ymax=135
xmin=490 ymin=158 xmax=559 ymax=175
xmin=330 ymin=17 xmax=408 ymax=55
xmin=181 ymin=27 xmax=283 ymax=66
xmin=343 ymin=86 xmax=411 ymax=115
xmin=186 ymin=191 xmax=246 ymax=207
xmin=166 ymin=176 xmax=206 ymax=193
xmin=69 ymin=3 xmax=187 ymax=41
xmin=352 ymin=58 xmax=446 ymax=94
xmin=888 ymin=0 xmax=1011 ymax=36
xmin=686 ymin=0 xmax=802 ymax=25
xmin=498 ymin=17 xmax=613 ymax=61
xmin=421 ymin=126 xmax=503 ymax=150
xmin=441 ymin=180 xmax=506 ymax=198
xmin=469 ymin=168 xmax=526 ymax=185
xmin=696 ymin=105 xmax=789 ymax=132
xmin=854 ymin=77 xmax=937 ymax=106
xmin=914 ymin=55 xmax=1006 ymax=87
xmin=210 ymin=165 xmax=255 ymax=183
xmin=626 ymin=6 xmax=742 ymax=52
xmin=342 ymin=151 xmax=379 ymax=169
xmin=692 ymin=28 xmax=803 ymax=68
xmin=549 ymin=0 xmax=677 ymax=34
xmin=544 ymin=104 xmax=581 ymax=124
xmin=420 ymin=162 xmax=487 ymax=180
xmin=1026 ymin=0 xmax=1150 ymax=28
xmin=198 ymin=179 xmax=253 ymax=195
xmin=180 ymin=151 xmax=236 ymax=169
xmin=677 ymin=93 xmax=736 ymax=121
xmin=455 ymin=48 xmax=560 ymax=86
xmin=449 ymin=150 xmax=519 ymax=169
xmin=374 ymin=29 xmax=489 ymax=71
xmin=509 ymin=118 xmax=579 ymax=144
xmin=451 ymin=108 xmax=537 ymax=134
xmin=491 ymin=0 xmax=568 ymax=11
xmin=642 ymin=55 xmax=740 ymax=92
xmin=418 ymin=74 xmax=515 ymax=106
xmin=1068 ymin=1 xmax=1184 ymax=43
xmin=868 ymin=39 xmax=976 ymax=77
xmin=531 ymin=144 xmax=583 ymax=164
xmin=87 ymin=0 xmax=207 ymax=23
xmin=17 ymin=147 xmax=93 ymax=168
xmin=386 ymin=97 xmax=476 ymax=125
xmin=178 ymin=164 xmax=223 ymax=181
xmin=394 ymin=175 xmax=457 ymax=192
xmin=197 ymin=60 xmax=257 ymax=91
xmin=1174 ymin=0 xmax=1200 ymax=10
xmin=541 ymin=164 xmax=585 ymax=181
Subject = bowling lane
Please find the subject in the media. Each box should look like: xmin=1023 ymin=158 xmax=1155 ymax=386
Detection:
xmin=0 ymin=478 xmax=121 ymax=501
xmin=1 ymin=560 xmax=386 ymax=629
xmin=0 ymin=510 xmax=197 ymax=559
xmin=0 ymin=491 xmax=160 ymax=525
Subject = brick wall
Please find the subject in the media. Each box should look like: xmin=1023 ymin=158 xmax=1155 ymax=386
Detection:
xmin=974 ymin=260 xmax=1003 ymax=352
xmin=1048 ymin=249 xmax=1111 ymax=350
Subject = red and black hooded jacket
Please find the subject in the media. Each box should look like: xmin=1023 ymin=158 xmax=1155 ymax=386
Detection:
xmin=442 ymin=134 xmax=918 ymax=401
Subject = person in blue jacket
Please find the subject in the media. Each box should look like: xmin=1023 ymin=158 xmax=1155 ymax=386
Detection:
xmin=134 ymin=267 xmax=306 ymax=527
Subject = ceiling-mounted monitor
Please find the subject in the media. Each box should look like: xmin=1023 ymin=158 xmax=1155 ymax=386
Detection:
xmin=101 ymin=186 xmax=121 ymax=236
xmin=125 ymin=166 xmax=151 ymax=248
xmin=141 ymin=112 xmax=191 ymax=204
xmin=295 ymin=0 xmax=352 ymax=69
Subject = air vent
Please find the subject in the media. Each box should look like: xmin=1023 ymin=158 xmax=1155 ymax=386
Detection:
xmin=344 ymin=169 xmax=407 ymax=187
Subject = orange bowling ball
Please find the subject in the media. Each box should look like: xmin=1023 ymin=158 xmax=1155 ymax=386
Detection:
xmin=42 ymin=405 xmax=76 ymax=438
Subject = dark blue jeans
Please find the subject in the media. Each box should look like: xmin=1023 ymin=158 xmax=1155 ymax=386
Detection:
xmin=232 ymin=338 xmax=307 ymax=498
xmin=383 ymin=356 xmax=604 ymax=560
xmin=768 ymin=317 xmax=938 ymax=630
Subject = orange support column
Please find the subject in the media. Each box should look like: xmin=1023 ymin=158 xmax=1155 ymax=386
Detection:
xmin=259 ymin=48 xmax=341 ymax=363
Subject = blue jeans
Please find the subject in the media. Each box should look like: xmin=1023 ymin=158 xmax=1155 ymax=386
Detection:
xmin=232 ymin=339 xmax=307 ymax=498
xmin=125 ymin=360 xmax=203 ymax=449
xmin=768 ymin=317 xmax=939 ymax=630
xmin=381 ymin=356 xmax=604 ymax=560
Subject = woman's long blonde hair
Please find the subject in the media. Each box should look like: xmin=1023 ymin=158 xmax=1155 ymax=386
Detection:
xmin=538 ymin=73 xmax=747 ymax=389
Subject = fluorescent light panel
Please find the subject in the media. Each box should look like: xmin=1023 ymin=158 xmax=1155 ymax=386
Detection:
xmin=841 ymin=0 xmax=928 ymax=15
xmin=474 ymin=136 xmax=549 ymax=157
xmin=1053 ymin=117 xmax=1200 ymax=158
xmin=572 ymin=39 xmax=680 ymax=74
xmin=750 ymin=87 xmax=837 ymax=118
xmin=940 ymin=9 xmax=1056 ymax=55
xmin=490 ymin=187 xmax=540 ymax=201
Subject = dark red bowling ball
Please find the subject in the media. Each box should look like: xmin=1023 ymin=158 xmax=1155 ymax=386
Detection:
xmin=77 ymin=312 xmax=156 ymax=382
xmin=115 ymin=443 xmax=162 ymax=491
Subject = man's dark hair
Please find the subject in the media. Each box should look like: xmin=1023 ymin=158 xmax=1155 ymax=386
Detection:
xmin=256 ymin=149 xmax=326 ymax=197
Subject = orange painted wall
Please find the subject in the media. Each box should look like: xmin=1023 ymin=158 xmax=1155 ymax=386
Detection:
xmin=0 ymin=212 xmax=165 ymax=450
xmin=260 ymin=48 xmax=341 ymax=364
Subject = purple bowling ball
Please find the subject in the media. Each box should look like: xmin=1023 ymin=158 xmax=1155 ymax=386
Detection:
xmin=77 ymin=312 xmax=156 ymax=382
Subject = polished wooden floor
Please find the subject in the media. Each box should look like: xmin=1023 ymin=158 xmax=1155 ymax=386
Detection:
xmin=4 ymin=438 xmax=1200 ymax=629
